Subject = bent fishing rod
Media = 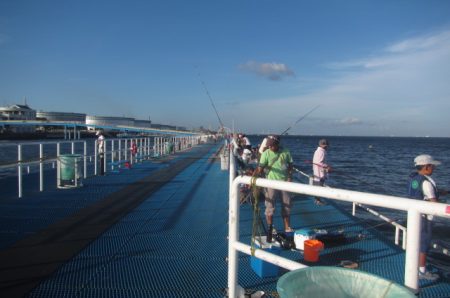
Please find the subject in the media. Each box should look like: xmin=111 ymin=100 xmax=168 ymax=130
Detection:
xmin=280 ymin=104 xmax=320 ymax=135
xmin=196 ymin=70 xmax=225 ymax=129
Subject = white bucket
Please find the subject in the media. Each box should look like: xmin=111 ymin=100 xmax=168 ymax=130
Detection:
xmin=294 ymin=229 xmax=316 ymax=250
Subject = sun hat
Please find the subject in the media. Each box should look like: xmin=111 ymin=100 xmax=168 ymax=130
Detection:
xmin=266 ymin=135 xmax=280 ymax=147
xmin=414 ymin=154 xmax=441 ymax=166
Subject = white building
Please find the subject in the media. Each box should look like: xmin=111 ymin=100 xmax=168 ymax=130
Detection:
xmin=86 ymin=115 xmax=135 ymax=131
xmin=0 ymin=104 xmax=36 ymax=133
xmin=36 ymin=111 xmax=86 ymax=123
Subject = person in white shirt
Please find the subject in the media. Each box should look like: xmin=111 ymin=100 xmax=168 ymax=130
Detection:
xmin=312 ymin=139 xmax=332 ymax=205
xmin=230 ymin=134 xmax=240 ymax=156
xmin=96 ymin=130 xmax=105 ymax=175
xmin=240 ymin=134 xmax=252 ymax=150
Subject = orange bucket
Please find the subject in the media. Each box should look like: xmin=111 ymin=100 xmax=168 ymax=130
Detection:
xmin=303 ymin=239 xmax=324 ymax=262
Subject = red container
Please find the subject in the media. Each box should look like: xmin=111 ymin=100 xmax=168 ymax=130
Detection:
xmin=303 ymin=239 xmax=324 ymax=262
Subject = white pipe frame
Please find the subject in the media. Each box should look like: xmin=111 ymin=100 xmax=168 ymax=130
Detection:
xmin=227 ymin=150 xmax=450 ymax=297
xmin=353 ymin=202 xmax=407 ymax=249
xmin=7 ymin=136 xmax=200 ymax=198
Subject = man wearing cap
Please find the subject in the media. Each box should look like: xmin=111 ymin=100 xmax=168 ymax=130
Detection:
xmin=312 ymin=139 xmax=332 ymax=205
xmin=408 ymin=154 xmax=447 ymax=281
xmin=256 ymin=136 xmax=294 ymax=235
xmin=258 ymin=135 xmax=275 ymax=156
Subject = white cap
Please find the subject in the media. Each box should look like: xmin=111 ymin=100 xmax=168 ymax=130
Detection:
xmin=414 ymin=154 xmax=441 ymax=166
xmin=243 ymin=149 xmax=252 ymax=155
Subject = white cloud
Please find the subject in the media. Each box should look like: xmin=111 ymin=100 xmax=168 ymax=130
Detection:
xmin=386 ymin=30 xmax=450 ymax=53
xmin=239 ymin=60 xmax=295 ymax=81
xmin=230 ymin=29 xmax=450 ymax=136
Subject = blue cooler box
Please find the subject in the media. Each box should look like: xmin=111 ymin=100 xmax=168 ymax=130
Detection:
xmin=251 ymin=236 xmax=281 ymax=278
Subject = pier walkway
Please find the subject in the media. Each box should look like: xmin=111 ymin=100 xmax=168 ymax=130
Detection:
xmin=0 ymin=142 xmax=448 ymax=297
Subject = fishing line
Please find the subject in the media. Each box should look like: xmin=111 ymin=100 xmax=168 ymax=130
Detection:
xmin=196 ymin=69 xmax=225 ymax=129
xmin=303 ymin=160 xmax=382 ymax=189
xmin=280 ymin=105 xmax=320 ymax=135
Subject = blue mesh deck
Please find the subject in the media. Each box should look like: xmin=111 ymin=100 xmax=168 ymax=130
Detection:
xmin=0 ymin=144 xmax=448 ymax=297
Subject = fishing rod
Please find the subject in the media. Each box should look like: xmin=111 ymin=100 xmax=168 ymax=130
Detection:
xmin=280 ymin=105 xmax=320 ymax=135
xmin=196 ymin=70 xmax=225 ymax=129
xmin=303 ymin=160 xmax=377 ymax=188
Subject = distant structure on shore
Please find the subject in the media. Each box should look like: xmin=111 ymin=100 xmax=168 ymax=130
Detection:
xmin=36 ymin=111 xmax=86 ymax=124
xmin=0 ymin=103 xmax=189 ymax=137
xmin=0 ymin=104 xmax=36 ymax=133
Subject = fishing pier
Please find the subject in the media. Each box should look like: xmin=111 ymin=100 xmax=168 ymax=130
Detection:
xmin=0 ymin=139 xmax=449 ymax=297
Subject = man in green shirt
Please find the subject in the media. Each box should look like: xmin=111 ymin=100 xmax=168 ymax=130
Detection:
xmin=256 ymin=136 xmax=294 ymax=234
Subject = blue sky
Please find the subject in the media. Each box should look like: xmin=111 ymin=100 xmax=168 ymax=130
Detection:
xmin=1 ymin=1 xmax=450 ymax=137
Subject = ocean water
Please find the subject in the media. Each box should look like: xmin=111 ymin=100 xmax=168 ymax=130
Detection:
xmin=247 ymin=135 xmax=450 ymax=197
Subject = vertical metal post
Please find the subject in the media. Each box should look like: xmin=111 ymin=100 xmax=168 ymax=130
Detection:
xmin=71 ymin=141 xmax=75 ymax=154
xmin=74 ymin=156 xmax=78 ymax=187
xmin=144 ymin=138 xmax=147 ymax=160
xmin=111 ymin=139 xmax=115 ymax=170
xmin=57 ymin=142 xmax=61 ymax=188
xmin=103 ymin=140 xmax=107 ymax=174
xmin=395 ymin=227 xmax=399 ymax=246
xmin=18 ymin=144 xmax=23 ymax=198
xmin=228 ymin=149 xmax=239 ymax=298
xmin=39 ymin=143 xmax=44 ymax=191
xmin=64 ymin=126 xmax=67 ymax=140
xmin=94 ymin=140 xmax=98 ymax=175
xmin=83 ymin=141 xmax=87 ymax=178
xmin=119 ymin=139 xmax=122 ymax=164
xmin=139 ymin=138 xmax=142 ymax=161
xmin=402 ymin=230 xmax=407 ymax=250
xmin=124 ymin=139 xmax=128 ymax=161
xmin=352 ymin=202 xmax=356 ymax=216
xmin=130 ymin=139 xmax=134 ymax=165
xmin=404 ymin=210 xmax=421 ymax=291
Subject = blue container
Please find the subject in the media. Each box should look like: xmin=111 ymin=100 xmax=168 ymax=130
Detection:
xmin=251 ymin=236 xmax=281 ymax=278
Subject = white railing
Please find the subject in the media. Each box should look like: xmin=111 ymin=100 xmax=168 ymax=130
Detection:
xmin=1 ymin=135 xmax=201 ymax=198
xmin=227 ymin=151 xmax=450 ymax=297
xmin=352 ymin=202 xmax=407 ymax=249
xmin=293 ymin=167 xmax=408 ymax=250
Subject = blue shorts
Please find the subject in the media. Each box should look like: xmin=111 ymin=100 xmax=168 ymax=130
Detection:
xmin=420 ymin=217 xmax=432 ymax=253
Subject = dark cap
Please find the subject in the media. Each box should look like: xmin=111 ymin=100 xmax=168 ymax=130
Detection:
xmin=319 ymin=139 xmax=329 ymax=146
